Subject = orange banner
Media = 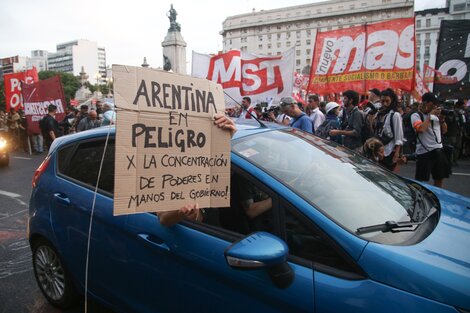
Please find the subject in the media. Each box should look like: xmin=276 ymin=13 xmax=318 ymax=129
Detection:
xmin=308 ymin=18 xmax=415 ymax=95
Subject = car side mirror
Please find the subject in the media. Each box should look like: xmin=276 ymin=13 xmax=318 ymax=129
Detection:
xmin=224 ymin=232 xmax=294 ymax=289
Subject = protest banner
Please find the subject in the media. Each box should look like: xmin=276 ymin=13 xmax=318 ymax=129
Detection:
xmin=412 ymin=71 xmax=429 ymax=101
xmin=21 ymin=75 xmax=66 ymax=135
xmin=3 ymin=67 xmax=38 ymax=112
xmin=113 ymin=65 xmax=231 ymax=215
xmin=192 ymin=48 xmax=294 ymax=106
xmin=308 ymin=18 xmax=415 ymax=94
xmin=434 ymin=20 xmax=470 ymax=98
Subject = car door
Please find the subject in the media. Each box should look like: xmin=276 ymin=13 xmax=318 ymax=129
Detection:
xmin=125 ymin=167 xmax=314 ymax=313
xmin=49 ymin=138 xmax=131 ymax=310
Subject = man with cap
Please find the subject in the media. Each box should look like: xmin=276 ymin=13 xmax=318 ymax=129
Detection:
xmin=279 ymin=96 xmax=313 ymax=133
xmin=411 ymin=92 xmax=449 ymax=188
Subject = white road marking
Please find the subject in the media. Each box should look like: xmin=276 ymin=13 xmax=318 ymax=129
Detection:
xmin=13 ymin=156 xmax=32 ymax=160
xmin=453 ymin=172 xmax=470 ymax=177
xmin=0 ymin=190 xmax=28 ymax=207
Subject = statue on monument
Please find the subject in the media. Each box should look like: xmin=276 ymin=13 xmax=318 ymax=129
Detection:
xmin=163 ymin=55 xmax=172 ymax=71
xmin=167 ymin=4 xmax=181 ymax=32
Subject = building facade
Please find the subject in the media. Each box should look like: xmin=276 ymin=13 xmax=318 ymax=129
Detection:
xmin=0 ymin=55 xmax=32 ymax=78
xmin=30 ymin=50 xmax=48 ymax=72
xmin=221 ymin=0 xmax=414 ymax=74
xmin=47 ymin=39 xmax=107 ymax=83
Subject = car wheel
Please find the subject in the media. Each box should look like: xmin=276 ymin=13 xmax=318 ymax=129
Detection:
xmin=32 ymin=238 xmax=80 ymax=309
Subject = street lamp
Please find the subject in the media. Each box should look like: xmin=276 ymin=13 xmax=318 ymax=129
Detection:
xmin=94 ymin=73 xmax=101 ymax=93
xmin=106 ymin=77 xmax=113 ymax=98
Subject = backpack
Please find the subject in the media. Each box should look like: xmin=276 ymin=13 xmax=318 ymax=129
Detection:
xmin=361 ymin=112 xmax=374 ymax=144
xmin=410 ymin=111 xmax=424 ymax=145
xmin=315 ymin=119 xmax=334 ymax=139
xmin=39 ymin=115 xmax=48 ymax=136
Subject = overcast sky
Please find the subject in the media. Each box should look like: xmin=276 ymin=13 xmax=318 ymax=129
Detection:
xmin=0 ymin=0 xmax=445 ymax=70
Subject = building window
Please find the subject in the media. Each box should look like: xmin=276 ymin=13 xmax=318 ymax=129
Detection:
xmin=417 ymin=20 xmax=421 ymax=28
xmin=306 ymin=30 xmax=311 ymax=36
xmin=426 ymin=18 xmax=431 ymax=27
xmin=277 ymin=25 xmax=282 ymax=30
xmin=259 ymin=44 xmax=263 ymax=49
xmin=268 ymin=34 xmax=272 ymax=40
xmin=296 ymin=59 xmax=301 ymax=66
xmin=277 ymin=52 xmax=281 ymax=56
xmin=306 ymin=49 xmax=311 ymax=55
xmin=243 ymin=29 xmax=247 ymax=34
xmin=425 ymin=47 xmax=430 ymax=58
xmin=268 ymin=43 xmax=272 ymax=49
xmin=296 ymin=31 xmax=301 ymax=39
xmin=277 ymin=33 xmax=281 ymax=40
xmin=259 ymin=35 xmax=263 ymax=41
xmin=286 ymin=41 xmax=291 ymax=47
xmin=277 ymin=42 xmax=282 ymax=48
xmin=286 ymin=32 xmax=291 ymax=39
xmin=296 ymin=50 xmax=301 ymax=56
xmin=296 ymin=40 xmax=301 ymax=46
xmin=306 ymin=39 xmax=311 ymax=46
xmin=454 ymin=3 xmax=466 ymax=11
xmin=268 ymin=52 xmax=272 ymax=56
xmin=306 ymin=58 xmax=311 ymax=64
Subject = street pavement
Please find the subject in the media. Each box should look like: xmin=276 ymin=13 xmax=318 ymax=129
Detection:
xmin=0 ymin=150 xmax=469 ymax=313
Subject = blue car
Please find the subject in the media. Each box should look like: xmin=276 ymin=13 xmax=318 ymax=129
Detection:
xmin=28 ymin=121 xmax=470 ymax=313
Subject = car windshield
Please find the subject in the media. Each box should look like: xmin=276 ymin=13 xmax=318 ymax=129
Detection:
xmin=232 ymin=129 xmax=414 ymax=240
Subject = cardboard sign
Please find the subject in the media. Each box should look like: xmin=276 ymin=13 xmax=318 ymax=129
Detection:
xmin=113 ymin=65 xmax=230 ymax=215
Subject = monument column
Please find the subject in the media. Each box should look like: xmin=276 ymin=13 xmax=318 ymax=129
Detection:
xmin=161 ymin=4 xmax=187 ymax=74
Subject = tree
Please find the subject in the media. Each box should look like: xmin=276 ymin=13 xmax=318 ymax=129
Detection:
xmin=38 ymin=71 xmax=81 ymax=105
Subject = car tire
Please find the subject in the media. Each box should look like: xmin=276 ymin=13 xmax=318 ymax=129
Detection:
xmin=32 ymin=238 xmax=80 ymax=309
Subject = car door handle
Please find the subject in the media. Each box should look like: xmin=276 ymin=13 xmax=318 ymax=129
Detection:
xmin=53 ymin=193 xmax=71 ymax=205
xmin=137 ymin=234 xmax=170 ymax=251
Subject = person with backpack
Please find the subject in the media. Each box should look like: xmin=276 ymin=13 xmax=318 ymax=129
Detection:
xmin=329 ymin=90 xmax=363 ymax=151
xmin=411 ymin=92 xmax=449 ymax=188
xmin=373 ymin=88 xmax=404 ymax=171
xmin=316 ymin=102 xmax=342 ymax=144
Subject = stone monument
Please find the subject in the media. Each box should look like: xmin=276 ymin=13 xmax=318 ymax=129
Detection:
xmin=74 ymin=66 xmax=92 ymax=101
xmin=161 ymin=4 xmax=187 ymax=74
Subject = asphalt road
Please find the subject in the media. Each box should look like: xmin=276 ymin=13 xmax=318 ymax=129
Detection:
xmin=0 ymin=150 xmax=469 ymax=313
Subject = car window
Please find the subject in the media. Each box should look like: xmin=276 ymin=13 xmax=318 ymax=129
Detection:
xmin=232 ymin=129 xmax=414 ymax=243
xmin=62 ymin=139 xmax=115 ymax=194
xmin=190 ymin=170 xmax=279 ymax=240
xmin=57 ymin=145 xmax=75 ymax=173
xmin=283 ymin=206 xmax=355 ymax=274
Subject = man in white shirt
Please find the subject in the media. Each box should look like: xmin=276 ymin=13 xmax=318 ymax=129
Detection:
xmin=239 ymin=97 xmax=255 ymax=119
xmin=307 ymin=94 xmax=325 ymax=134
xmin=411 ymin=92 xmax=449 ymax=188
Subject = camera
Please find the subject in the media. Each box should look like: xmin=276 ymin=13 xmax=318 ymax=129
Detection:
xmin=261 ymin=104 xmax=280 ymax=120
xmin=440 ymin=108 xmax=454 ymax=116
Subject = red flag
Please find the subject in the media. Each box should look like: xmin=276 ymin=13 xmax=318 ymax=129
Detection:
xmin=21 ymin=75 xmax=66 ymax=135
xmin=3 ymin=67 xmax=38 ymax=112
xmin=308 ymin=18 xmax=415 ymax=95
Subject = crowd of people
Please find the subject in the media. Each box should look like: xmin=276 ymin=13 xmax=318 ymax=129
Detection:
xmin=0 ymin=100 xmax=116 ymax=154
xmin=227 ymin=92 xmax=470 ymax=188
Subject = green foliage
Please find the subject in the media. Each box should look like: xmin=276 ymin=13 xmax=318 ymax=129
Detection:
xmin=38 ymin=71 xmax=81 ymax=105
xmin=84 ymin=81 xmax=96 ymax=93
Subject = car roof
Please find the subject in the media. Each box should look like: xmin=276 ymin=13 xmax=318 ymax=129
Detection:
xmin=48 ymin=119 xmax=289 ymax=153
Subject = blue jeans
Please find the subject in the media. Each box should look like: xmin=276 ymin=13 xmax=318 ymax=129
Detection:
xmin=32 ymin=134 xmax=44 ymax=153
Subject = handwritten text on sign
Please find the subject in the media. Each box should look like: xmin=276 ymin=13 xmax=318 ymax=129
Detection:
xmin=113 ymin=65 xmax=230 ymax=215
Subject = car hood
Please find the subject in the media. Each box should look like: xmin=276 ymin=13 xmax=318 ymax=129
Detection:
xmin=359 ymin=188 xmax=470 ymax=310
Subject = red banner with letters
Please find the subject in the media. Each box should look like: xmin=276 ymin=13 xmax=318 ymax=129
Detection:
xmin=308 ymin=18 xmax=415 ymax=95
xmin=21 ymin=75 xmax=66 ymax=135
xmin=3 ymin=68 xmax=38 ymax=112
xmin=192 ymin=49 xmax=294 ymax=106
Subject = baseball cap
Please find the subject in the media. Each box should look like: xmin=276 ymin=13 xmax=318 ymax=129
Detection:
xmin=279 ymin=96 xmax=296 ymax=107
